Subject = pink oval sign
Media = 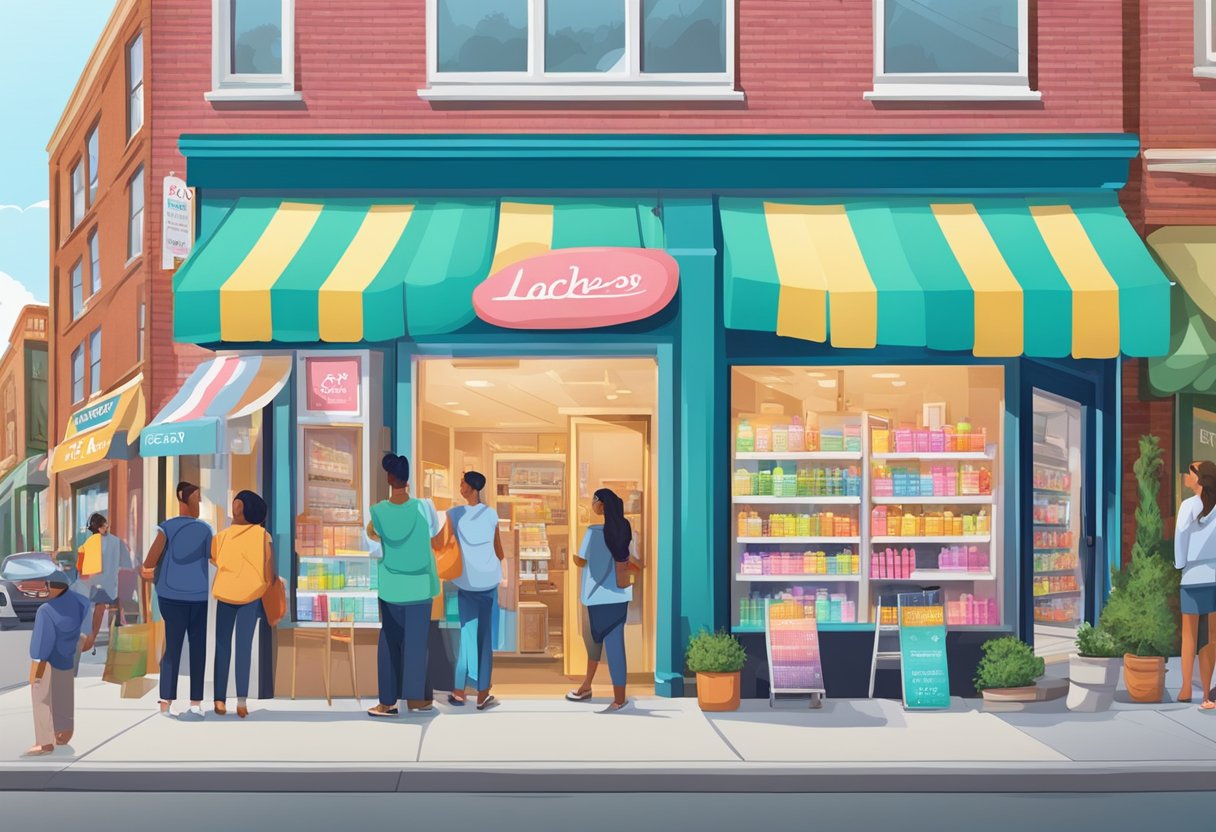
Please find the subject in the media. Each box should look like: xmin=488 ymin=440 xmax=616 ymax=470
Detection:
xmin=473 ymin=247 xmax=679 ymax=330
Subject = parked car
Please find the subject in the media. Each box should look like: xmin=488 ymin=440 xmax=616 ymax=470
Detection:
xmin=0 ymin=552 xmax=76 ymax=625
xmin=0 ymin=582 xmax=18 ymax=630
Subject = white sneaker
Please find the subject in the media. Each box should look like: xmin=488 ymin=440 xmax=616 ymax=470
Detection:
xmin=178 ymin=705 xmax=205 ymax=721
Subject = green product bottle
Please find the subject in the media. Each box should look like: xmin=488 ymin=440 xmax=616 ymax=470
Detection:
xmin=737 ymin=419 xmax=754 ymax=453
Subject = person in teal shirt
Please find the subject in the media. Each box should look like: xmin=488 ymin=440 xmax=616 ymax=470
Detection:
xmin=366 ymin=453 xmax=442 ymax=716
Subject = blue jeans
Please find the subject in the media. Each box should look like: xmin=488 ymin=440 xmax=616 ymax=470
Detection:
xmin=454 ymin=587 xmax=497 ymax=691
xmin=587 ymin=602 xmax=629 ymax=687
xmin=158 ymin=598 xmax=207 ymax=703
xmin=214 ymin=600 xmax=263 ymax=701
xmin=378 ymin=598 xmax=431 ymax=706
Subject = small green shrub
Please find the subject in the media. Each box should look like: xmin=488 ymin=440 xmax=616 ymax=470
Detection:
xmin=1075 ymin=622 xmax=1121 ymax=658
xmin=974 ymin=636 xmax=1045 ymax=691
xmin=1100 ymin=550 xmax=1178 ymax=656
xmin=685 ymin=629 xmax=747 ymax=674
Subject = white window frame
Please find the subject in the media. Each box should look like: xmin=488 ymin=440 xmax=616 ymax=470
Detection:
xmin=419 ymin=0 xmax=741 ymax=101
xmin=1196 ymin=0 xmax=1216 ymax=77
xmin=207 ymin=0 xmax=300 ymax=102
xmin=128 ymin=166 xmax=144 ymax=261
xmin=127 ymin=33 xmax=144 ymax=139
xmin=865 ymin=0 xmax=1040 ymax=101
xmin=70 ymin=159 xmax=85 ymax=230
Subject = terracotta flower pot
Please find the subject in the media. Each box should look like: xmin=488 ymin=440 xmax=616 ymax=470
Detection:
xmin=980 ymin=685 xmax=1038 ymax=702
xmin=695 ymin=671 xmax=741 ymax=712
xmin=1122 ymin=653 xmax=1165 ymax=703
xmin=1067 ymin=655 xmax=1121 ymax=712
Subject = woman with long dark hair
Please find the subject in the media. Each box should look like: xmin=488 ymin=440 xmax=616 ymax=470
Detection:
xmin=1176 ymin=460 xmax=1216 ymax=708
xmin=566 ymin=488 xmax=638 ymax=710
xmin=211 ymin=490 xmax=275 ymax=718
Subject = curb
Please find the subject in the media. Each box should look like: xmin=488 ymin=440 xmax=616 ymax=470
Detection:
xmin=4 ymin=762 xmax=1215 ymax=793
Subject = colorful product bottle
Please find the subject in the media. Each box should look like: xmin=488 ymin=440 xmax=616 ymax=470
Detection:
xmin=755 ymin=423 xmax=772 ymax=453
xmin=788 ymin=416 xmax=806 ymax=452
xmin=737 ymin=419 xmax=754 ymax=453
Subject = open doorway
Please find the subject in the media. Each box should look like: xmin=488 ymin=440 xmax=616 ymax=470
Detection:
xmin=418 ymin=357 xmax=658 ymax=695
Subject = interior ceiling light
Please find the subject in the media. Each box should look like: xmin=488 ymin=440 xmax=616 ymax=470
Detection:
xmin=805 ymin=371 xmax=826 ymax=378
xmin=891 ymin=381 xmax=908 ymax=388
xmin=817 ymin=379 xmax=837 ymax=388
xmin=451 ymin=359 xmax=520 ymax=369
xmin=464 ymin=380 xmax=494 ymax=388
xmin=615 ymin=389 xmax=632 ymax=395
xmin=443 ymin=402 xmax=461 ymax=407
xmin=873 ymin=372 xmax=901 ymax=380
xmin=451 ymin=409 xmax=470 ymax=416
xmin=606 ymin=394 xmax=620 ymax=401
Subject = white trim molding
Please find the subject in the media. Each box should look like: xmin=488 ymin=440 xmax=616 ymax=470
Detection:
xmin=1144 ymin=148 xmax=1216 ymax=176
xmin=207 ymin=0 xmax=298 ymax=103
xmin=866 ymin=0 xmax=1038 ymax=102
xmin=420 ymin=0 xmax=740 ymax=103
xmin=1196 ymin=0 xmax=1216 ymax=77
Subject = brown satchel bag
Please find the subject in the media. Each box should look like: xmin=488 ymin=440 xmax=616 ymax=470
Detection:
xmin=435 ymin=527 xmax=463 ymax=582
xmin=615 ymin=557 xmax=642 ymax=589
xmin=262 ymin=576 xmax=287 ymax=627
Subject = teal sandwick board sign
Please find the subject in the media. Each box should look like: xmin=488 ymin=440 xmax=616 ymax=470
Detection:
xmin=898 ymin=590 xmax=951 ymax=709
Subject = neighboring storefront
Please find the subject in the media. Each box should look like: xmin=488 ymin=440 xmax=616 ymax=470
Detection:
xmin=0 ymin=454 xmax=48 ymax=555
xmin=161 ymin=133 xmax=1170 ymax=699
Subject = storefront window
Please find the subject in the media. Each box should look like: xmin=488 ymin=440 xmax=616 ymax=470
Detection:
xmin=731 ymin=365 xmax=1004 ymax=631
xmin=72 ymin=474 xmax=110 ymax=550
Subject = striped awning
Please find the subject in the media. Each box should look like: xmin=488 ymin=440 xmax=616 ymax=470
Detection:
xmin=139 ymin=354 xmax=292 ymax=457
xmin=720 ymin=196 xmax=1170 ymax=358
xmin=1146 ymin=227 xmax=1216 ymax=394
xmin=51 ymin=375 xmax=145 ymax=474
xmin=173 ymin=198 xmax=663 ymax=344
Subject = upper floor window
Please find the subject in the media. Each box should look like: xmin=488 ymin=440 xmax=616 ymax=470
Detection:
xmin=1197 ymin=1 xmax=1216 ymax=77
xmin=71 ymin=344 xmax=84 ymax=404
xmin=88 ymin=229 xmax=101 ymax=295
xmin=70 ymin=259 xmax=84 ymax=320
xmin=128 ymin=166 xmax=144 ymax=260
xmin=866 ymin=0 xmax=1039 ymax=101
xmin=127 ymin=33 xmax=144 ymax=138
xmin=69 ymin=160 xmax=85 ymax=230
xmin=421 ymin=0 xmax=740 ymax=101
xmin=208 ymin=0 xmax=299 ymax=101
xmin=86 ymin=124 xmax=99 ymax=203
xmin=88 ymin=328 xmax=102 ymax=393
xmin=137 ymin=299 xmax=146 ymax=362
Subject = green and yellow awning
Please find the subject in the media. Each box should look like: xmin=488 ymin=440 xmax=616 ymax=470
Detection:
xmin=1146 ymin=227 xmax=1216 ymax=394
xmin=721 ymin=196 xmax=1170 ymax=358
xmin=174 ymin=198 xmax=663 ymax=343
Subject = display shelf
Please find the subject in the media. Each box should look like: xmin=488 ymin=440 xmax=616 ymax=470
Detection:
xmin=734 ymin=451 xmax=863 ymax=462
xmin=736 ymin=536 xmax=861 ymax=545
xmin=1035 ymin=568 xmax=1077 ymax=576
xmin=1034 ymin=522 xmax=1070 ymax=528
xmin=732 ymin=622 xmax=872 ymax=634
xmin=293 ymin=621 xmax=381 ymax=629
xmin=509 ymin=486 xmax=562 ymax=495
xmin=871 ymin=535 xmax=991 ymax=544
xmin=732 ymin=496 xmax=861 ymax=505
xmin=1034 ymin=487 xmax=1071 ymax=496
xmin=1033 ymin=589 xmax=1082 ymax=598
xmin=872 ymin=452 xmax=994 ymax=461
xmin=870 ymin=495 xmax=994 ymax=505
xmin=735 ymin=573 xmax=862 ymax=582
xmin=298 ymin=555 xmax=371 ymax=564
xmin=297 ymin=589 xmax=377 ymax=597
xmin=872 ymin=572 xmax=996 ymax=582
xmin=1034 ymin=546 xmax=1073 ymax=552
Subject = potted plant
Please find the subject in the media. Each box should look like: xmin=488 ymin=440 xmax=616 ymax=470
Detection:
xmin=975 ymin=636 xmax=1045 ymax=702
xmin=1067 ymin=622 xmax=1122 ymax=712
xmin=685 ymin=628 xmax=747 ymax=712
xmin=1100 ymin=436 xmax=1180 ymax=703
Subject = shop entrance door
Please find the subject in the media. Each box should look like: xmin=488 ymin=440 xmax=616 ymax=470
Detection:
xmin=1022 ymin=364 xmax=1097 ymax=659
xmin=72 ymin=474 xmax=109 ymax=549
xmin=566 ymin=415 xmax=654 ymax=678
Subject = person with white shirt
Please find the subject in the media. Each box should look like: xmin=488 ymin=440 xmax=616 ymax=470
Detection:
xmin=1175 ymin=459 xmax=1216 ymax=709
xmin=441 ymin=471 xmax=505 ymax=711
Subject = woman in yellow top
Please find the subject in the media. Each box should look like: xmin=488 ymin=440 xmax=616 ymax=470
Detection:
xmin=211 ymin=490 xmax=275 ymax=718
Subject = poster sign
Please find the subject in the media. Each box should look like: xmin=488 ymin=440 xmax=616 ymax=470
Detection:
xmin=305 ymin=356 xmax=361 ymax=414
xmin=1193 ymin=407 xmax=1216 ymax=456
xmin=898 ymin=591 xmax=951 ymax=709
xmin=472 ymin=247 xmax=679 ymax=330
xmin=765 ymin=602 xmax=825 ymax=695
xmin=162 ymin=174 xmax=194 ymax=269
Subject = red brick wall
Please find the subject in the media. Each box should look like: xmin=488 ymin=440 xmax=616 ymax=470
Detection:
xmin=1121 ymin=359 xmax=1176 ymax=566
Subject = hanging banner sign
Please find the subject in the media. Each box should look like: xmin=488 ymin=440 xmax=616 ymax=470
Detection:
xmin=305 ymin=356 xmax=362 ymax=414
xmin=898 ymin=592 xmax=951 ymax=709
xmin=473 ymin=247 xmax=679 ymax=330
xmin=162 ymin=174 xmax=194 ymax=269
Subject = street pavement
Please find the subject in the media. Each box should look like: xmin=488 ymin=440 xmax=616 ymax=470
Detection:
xmin=2 ymin=654 xmax=1216 ymax=794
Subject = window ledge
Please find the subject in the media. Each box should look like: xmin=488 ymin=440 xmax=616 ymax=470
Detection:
xmin=864 ymin=83 xmax=1041 ymax=103
xmin=418 ymin=83 xmax=745 ymax=103
xmin=1195 ymin=67 xmax=1216 ymax=80
xmin=205 ymin=88 xmax=303 ymax=103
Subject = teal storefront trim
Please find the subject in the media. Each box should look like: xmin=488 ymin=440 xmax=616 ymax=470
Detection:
xmin=140 ymin=418 xmax=220 ymax=457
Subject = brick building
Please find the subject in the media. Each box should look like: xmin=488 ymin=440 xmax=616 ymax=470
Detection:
xmin=0 ymin=304 xmax=49 ymax=555
xmin=47 ymin=1 xmax=1170 ymax=695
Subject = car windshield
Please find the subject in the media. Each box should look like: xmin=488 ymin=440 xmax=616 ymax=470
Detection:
xmin=1 ymin=553 xmax=54 ymax=581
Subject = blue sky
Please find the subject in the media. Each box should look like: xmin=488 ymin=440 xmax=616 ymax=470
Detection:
xmin=0 ymin=0 xmax=115 ymax=341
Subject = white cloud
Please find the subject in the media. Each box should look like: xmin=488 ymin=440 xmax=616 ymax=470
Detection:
xmin=0 ymin=200 xmax=49 ymax=213
xmin=0 ymin=271 xmax=39 ymax=353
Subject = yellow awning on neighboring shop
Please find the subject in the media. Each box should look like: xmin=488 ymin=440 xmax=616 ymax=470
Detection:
xmin=1147 ymin=228 xmax=1216 ymax=395
xmin=51 ymin=375 xmax=146 ymax=474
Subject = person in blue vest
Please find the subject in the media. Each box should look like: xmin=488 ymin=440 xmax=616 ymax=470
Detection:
xmin=25 ymin=568 xmax=88 ymax=756
xmin=141 ymin=482 xmax=213 ymax=720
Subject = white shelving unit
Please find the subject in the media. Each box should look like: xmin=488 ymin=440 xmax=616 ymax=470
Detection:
xmin=735 ymin=451 xmax=863 ymax=462
xmin=297 ymin=589 xmax=376 ymax=597
xmin=737 ymin=536 xmax=861 ymax=545
xmin=871 ymin=495 xmax=995 ymax=505
xmin=733 ymin=496 xmax=860 ymax=505
xmin=736 ymin=573 xmax=862 ymax=583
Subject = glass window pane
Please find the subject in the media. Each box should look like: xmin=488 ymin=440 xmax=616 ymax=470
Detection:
xmin=89 ymin=329 xmax=101 ymax=392
xmin=70 ymin=162 xmax=84 ymax=228
xmin=884 ymin=0 xmax=1019 ymax=74
xmin=545 ymin=0 xmax=625 ymax=73
xmin=70 ymin=262 xmax=83 ymax=318
xmin=89 ymin=231 xmax=101 ymax=294
xmin=86 ymin=128 xmax=99 ymax=201
xmin=128 ymin=34 xmax=143 ymax=136
xmin=129 ymin=169 xmax=144 ymax=258
xmin=1211 ymin=0 xmax=1216 ymax=54
xmin=72 ymin=346 xmax=84 ymax=402
xmin=437 ymin=0 xmax=528 ymax=73
xmin=641 ymin=0 xmax=725 ymax=74
xmin=231 ymin=0 xmax=284 ymax=75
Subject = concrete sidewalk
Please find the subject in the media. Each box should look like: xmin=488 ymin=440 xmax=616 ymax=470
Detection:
xmin=3 ymin=662 xmax=1216 ymax=794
